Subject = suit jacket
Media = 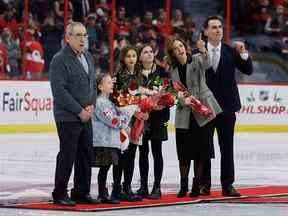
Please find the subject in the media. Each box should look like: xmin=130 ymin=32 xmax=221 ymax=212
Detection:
xmin=170 ymin=53 xmax=222 ymax=128
xmin=205 ymin=43 xmax=253 ymax=113
xmin=49 ymin=45 xmax=97 ymax=122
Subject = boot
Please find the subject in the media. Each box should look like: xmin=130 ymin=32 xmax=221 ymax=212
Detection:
xmin=110 ymin=184 xmax=121 ymax=203
xmin=147 ymin=184 xmax=161 ymax=199
xmin=136 ymin=183 xmax=149 ymax=198
xmin=98 ymin=187 xmax=120 ymax=204
xmin=121 ymin=184 xmax=142 ymax=202
xmin=98 ymin=187 xmax=109 ymax=203
xmin=189 ymin=178 xmax=200 ymax=197
xmin=177 ymin=177 xmax=188 ymax=198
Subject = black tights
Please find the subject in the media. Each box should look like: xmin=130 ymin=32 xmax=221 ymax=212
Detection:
xmin=139 ymin=138 xmax=163 ymax=187
xmin=179 ymin=159 xmax=205 ymax=181
xmin=119 ymin=143 xmax=137 ymax=188
xmin=98 ymin=164 xmax=121 ymax=195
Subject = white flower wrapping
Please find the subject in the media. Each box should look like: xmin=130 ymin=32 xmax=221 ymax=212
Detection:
xmin=117 ymin=104 xmax=140 ymax=150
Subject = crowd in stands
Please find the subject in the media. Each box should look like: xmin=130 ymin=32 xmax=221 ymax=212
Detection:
xmin=0 ymin=0 xmax=288 ymax=80
xmin=0 ymin=0 xmax=200 ymax=80
xmin=234 ymin=0 xmax=288 ymax=56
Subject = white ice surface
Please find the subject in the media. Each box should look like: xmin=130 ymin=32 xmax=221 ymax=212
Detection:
xmin=0 ymin=132 xmax=287 ymax=215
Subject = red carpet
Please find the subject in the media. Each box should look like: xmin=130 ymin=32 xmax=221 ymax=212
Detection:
xmin=2 ymin=186 xmax=288 ymax=212
xmin=214 ymin=196 xmax=288 ymax=204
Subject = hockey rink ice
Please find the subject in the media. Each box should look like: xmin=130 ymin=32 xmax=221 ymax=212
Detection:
xmin=0 ymin=131 xmax=288 ymax=215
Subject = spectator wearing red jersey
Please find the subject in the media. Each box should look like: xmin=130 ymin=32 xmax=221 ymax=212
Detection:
xmin=0 ymin=39 xmax=9 ymax=79
xmin=2 ymin=27 xmax=21 ymax=79
xmin=23 ymin=28 xmax=45 ymax=80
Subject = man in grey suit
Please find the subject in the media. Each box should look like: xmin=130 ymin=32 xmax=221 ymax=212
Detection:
xmin=49 ymin=22 xmax=98 ymax=206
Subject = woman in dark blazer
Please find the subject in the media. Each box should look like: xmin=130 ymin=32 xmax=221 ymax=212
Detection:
xmin=166 ymin=37 xmax=222 ymax=198
xmin=136 ymin=44 xmax=170 ymax=199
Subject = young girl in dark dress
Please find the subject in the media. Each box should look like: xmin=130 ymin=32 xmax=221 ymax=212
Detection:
xmin=135 ymin=44 xmax=170 ymax=199
xmin=113 ymin=45 xmax=143 ymax=201
xmin=165 ymin=37 xmax=222 ymax=197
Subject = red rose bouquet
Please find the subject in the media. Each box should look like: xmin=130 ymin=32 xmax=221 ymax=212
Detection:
xmin=172 ymin=81 xmax=212 ymax=117
xmin=130 ymin=96 xmax=159 ymax=144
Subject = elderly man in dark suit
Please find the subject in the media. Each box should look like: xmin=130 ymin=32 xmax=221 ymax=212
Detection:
xmin=50 ymin=22 xmax=98 ymax=206
xmin=201 ymin=16 xmax=253 ymax=197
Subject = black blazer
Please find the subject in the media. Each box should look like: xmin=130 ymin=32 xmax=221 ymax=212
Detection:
xmin=205 ymin=43 xmax=253 ymax=112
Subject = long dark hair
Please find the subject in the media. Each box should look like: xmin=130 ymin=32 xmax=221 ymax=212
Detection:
xmin=117 ymin=45 xmax=140 ymax=75
xmin=137 ymin=43 xmax=160 ymax=70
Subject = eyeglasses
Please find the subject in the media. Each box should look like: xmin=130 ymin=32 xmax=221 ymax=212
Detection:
xmin=70 ymin=33 xmax=89 ymax=39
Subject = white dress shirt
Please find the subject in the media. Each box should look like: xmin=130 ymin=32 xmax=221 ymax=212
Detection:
xmin=77 ymin=54 xmax=89 ymax=74
xmin=207 ymin=42 xmax=221 ymax=72
xmin=207 ymin=42 xmax=249 ymax=72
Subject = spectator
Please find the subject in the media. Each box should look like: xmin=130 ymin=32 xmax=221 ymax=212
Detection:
xmin=53 ymin=0 xmax=73 ymax=28
xmin=171 ymin=9 xmax=184 ymax=29
xmin=115 ymin=18 xmax=131 ymax=38
xmin=0 ymin=4 xmax=20 ymax=39
xmin=30 ymin=0 xmax=54 ymax=23
xmin=1 ymin=27 xmax=21 ymax=79
xmin=143 ymin=10 xmax=154 ymax=30
xmin=154 ymin=8 xmax=170 ymax=36
xmin=117 ymin=6 xmax=126 ymax=21
xmin=265 ymin=4 xmax=288 ymax=34
xmin=0 ymin=37 xmax=9 ymax=79
xmin=40 ymin=15 xmax=63 ymax=73
xmin=251 ymin=0 xmax=273 ymax=32
xmin=86 ymin=13 xmax=98 ymax=46
xmin=24 ymin=27 xmax=45 ymax=80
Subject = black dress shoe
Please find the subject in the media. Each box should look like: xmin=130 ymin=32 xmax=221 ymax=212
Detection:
xmin=98 ymin=195 xmax=120 ymax=204
xmin=199 ymin=186 xmax=211 ymax=196
xmin=177 ymin=188 xmax=188 ymax=198
xmin=189 ymin=187 xmax=200 ymax=197
xmin=147 ymin=186 xmax=161 ymax=199
xmin=177 ymin=178 xmax=188 ymax=198
xmin=71 ymin=193 xmax=100 ymax=204
xmin=121 ymin=185 xmax=143 ymax=202
xmin=222 ymin=186 xmax=241 ymax=197
xmin=53 ymin=194 xmax=76 ymax=206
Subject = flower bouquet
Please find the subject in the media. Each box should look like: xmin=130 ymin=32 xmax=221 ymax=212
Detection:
xmin=130 ymin=96 xmax=159 ymax=144
xmin=172 ymin=81 xmax=212 ymax=117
